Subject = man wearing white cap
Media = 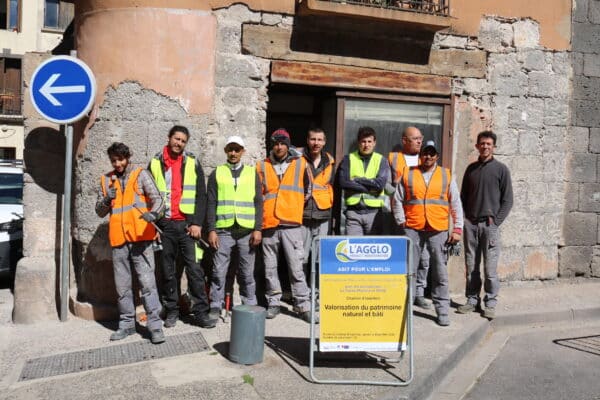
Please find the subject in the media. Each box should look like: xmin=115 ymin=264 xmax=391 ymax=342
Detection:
xmin=392 ymin=140 xmax=463 ymax=327
xmin=206 ymin=136 xmax=262 ymax=321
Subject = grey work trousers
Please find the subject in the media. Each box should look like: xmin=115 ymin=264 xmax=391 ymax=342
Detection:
xmin=345 ymin=208 xmax=384 ymax=236
xmin=301 ymin=219 xmax=329 ymax=287
xmin=404 ymin=229 xmax=450 ymax=317
xmin=262 ymin=226 xmax=310 ymax=312
xmin=112 ymin=241 xmax=162 ymax=331
xmin=209 ymin=228 xmax=258 ymax=309
xmin=463 ymin=219 xmax=500 ymax=308
xmin=398 ymin=226 xmax=431 ymax=298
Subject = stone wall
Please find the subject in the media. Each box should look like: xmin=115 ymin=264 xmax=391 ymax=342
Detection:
xmin=449 ymin=17 xmax=571 ymax=282
xmin=562 ymin=0 xmax=600 ymax=277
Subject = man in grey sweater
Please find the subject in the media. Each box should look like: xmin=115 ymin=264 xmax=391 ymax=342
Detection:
xmin=457 ymin=131 xmax=513 ymax=320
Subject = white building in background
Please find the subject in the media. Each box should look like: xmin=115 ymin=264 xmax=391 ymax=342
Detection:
xmin=0 ymin=0 xmax=73 ymax=159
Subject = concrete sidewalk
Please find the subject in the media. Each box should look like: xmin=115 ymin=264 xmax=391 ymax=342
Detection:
xmin=0 ymin=278 xmax=599 ymax=400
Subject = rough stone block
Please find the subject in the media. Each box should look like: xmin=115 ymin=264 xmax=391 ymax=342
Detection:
xmin=261 ymin=13 xmax=282 ymax=26
xmin=573 ymin=75 xmax=600 ymax=101
xmin=478 ymin=18 xmax=513 ymax=52
xmin=567 ymin=126 xmax=590 ymax=153
xmin=518 ymin=50 xmax=546 ymax=71
xmin=590 ymin=128 xmax=600 ymax=153
xmin=495 ymin=128 xmax=519 ymax=154
xmin=215 ymin=3 xmax=261 ymax=25
xmin=592 ymin=246 xmax=600 ymax=277
xmin=543 ymin=98 xmax=569 ymax=127
xmin=523 ymin=246 xmax=558 ymax=279
xmin=580 ymin=183 xmax=600 ymax=212
xmin=583 ymin=53 xmax=600 ymax=77
xmin=541 ymin=126 xmax=567 ymax=153
xmin=215 ymin=54 xmax=268 ymax=88
xmin=558 ymin=246 xmax=592 ymax=277
xmin=508 ymin=98 xmax=544 ymax=129
xmin=567 ymin=153 xmax=597 ymax=183
xmin=497 ymin=246 xmax=524 ymax=280
xmin=562 ymin=212 xmax=597 ymax=246
xmin=460 ymin=78 xmax=489 ymax=94
xmin=573 ymin=52 xmax=585 ymax=76
xmin=589 ymin=0 xmax=600 ymax=23
xmin=574 ymin=0 xmax=589 ymax=22
xmin=574 ymin=100 xmax=600 ymax=127
xmin=217 ymin=23 xmax=242 ymax=54
xmin=542 ymin=152 xmax=567 ymax=183
xmin=518 ymin=130 xmax=541 ymax=155
xmin=23 ymin=218 xmax=58 ymax=258
xmin=565 ymin=182 xmax=580 ymax=212
xmin=12 ymin=256 xmax=57 ymax=323
xmin=435 ymin=34 xmax=468 ymax=48
xmin=572 ymin=23 xmax=600 ymax=53
xmin=528 ymin=71 xmax=569 ymax=99
xmin=509 ymin=155 xmax=544 ymax=182
xmin=513 ymin=19 xmax=540 ymax=49
xmin=549 ymin=51 xmax=571 ymax=75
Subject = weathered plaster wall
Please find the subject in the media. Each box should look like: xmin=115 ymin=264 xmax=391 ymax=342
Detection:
xmin=560 ymin=0 xmax=600 ymax=277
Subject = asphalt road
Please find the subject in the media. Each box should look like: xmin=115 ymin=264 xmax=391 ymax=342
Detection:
xmin=463 ymin=324 xmax=600 ymax=400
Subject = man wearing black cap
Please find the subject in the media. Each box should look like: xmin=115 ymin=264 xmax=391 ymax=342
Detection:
xmin=392 ymin=140 xmax=463 ymax=326
xmin=257 ymin=129 xmax=314 ymax=322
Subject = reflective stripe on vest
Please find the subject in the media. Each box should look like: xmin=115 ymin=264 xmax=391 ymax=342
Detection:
xmin=215 ymin=165 xmax=256 ymax=229
xmin=345 ymin=151 xmax=385 ymax=207
xmin=307 ymin=152 xmax=334 ymax=210
xmin=257 ymin=157 xmax=306 ymax=229
xmin=150 ymin=155 xmax=197 ymax=215
xmin=402 ymin=165 xmax=451 ymax=231
xmin=101 ymin=168 xmax=156 ymax=247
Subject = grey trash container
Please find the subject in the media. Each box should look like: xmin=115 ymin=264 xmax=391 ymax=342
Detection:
xmin=229 ymin=305 xmax=267 ymax=365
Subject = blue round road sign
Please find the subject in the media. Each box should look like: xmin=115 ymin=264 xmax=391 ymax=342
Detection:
xmin=30 ymin=56 xmax=96 ymax=124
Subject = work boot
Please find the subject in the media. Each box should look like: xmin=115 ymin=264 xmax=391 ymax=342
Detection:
xmin=163 ymin=311 xmax=178 ymax=328
xmin=150 ymin=328 xmax=165 ymax=344
xmin=436 ymin=314 xmax=450 ymax=327
xmin=208 ymin=307 xmax=221 ymax=321
xmin=194 ymin=313 xmax=217 ymax=329
xmin=413 ymin=296 xmax=431 ymax=309
xmin=483 ymin=307 xmax=496 ymax=320
xmin=457 ymin=303 xmax=477 ymax=314
xmin=299 ymin=310 xmax=319 ymax=324
xmin=110 ymin=327 xmax=136 ymax=341
xmin=266 ymin=306 xmax=281 ymax=319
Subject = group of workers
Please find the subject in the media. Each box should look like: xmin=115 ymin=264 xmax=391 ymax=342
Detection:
xmin=96 ymin=124 xmax=513 ymax=344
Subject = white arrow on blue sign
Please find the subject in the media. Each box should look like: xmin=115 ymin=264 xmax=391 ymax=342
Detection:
xmin=30 ymin=56 xmax=96 ymax=124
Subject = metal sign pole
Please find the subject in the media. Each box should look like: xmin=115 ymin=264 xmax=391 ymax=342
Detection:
xmin=60 ymin=123 xmax=73 ymax=321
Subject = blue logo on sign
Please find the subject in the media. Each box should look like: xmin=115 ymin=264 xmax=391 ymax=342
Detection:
xmin=30 ymin=56 xmax=96 ymax=124
xmin=335 ymin=239 xmax=392 ymax=263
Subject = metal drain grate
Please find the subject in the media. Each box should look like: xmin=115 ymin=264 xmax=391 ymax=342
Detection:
xmin=555 ymin=334 xmax=600 ymax=356
xmin=19 ymin=331 xmax=210 ymax=381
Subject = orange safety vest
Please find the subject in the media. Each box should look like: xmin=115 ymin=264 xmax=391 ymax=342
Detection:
xmin=306 ymin=152 xmax=334 ymax=210
xmin=401 ymin=165 xmax=451 ymax=231
xmin=257 ymin=156 xmax=306 ymax=229
xmin=101 ymin=168 xmax=156 ymax=247
xmin=388 ymin=151 xmax=420 ymax=184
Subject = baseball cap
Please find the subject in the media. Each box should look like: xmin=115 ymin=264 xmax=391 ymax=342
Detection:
xmin=421 ymin=140 xmax=439 ymax=154
xmin=225 ymin=135 xmax=245 ymax=148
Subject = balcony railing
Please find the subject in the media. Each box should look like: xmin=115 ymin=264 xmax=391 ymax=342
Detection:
xmin=0 ymin=92 xmax=21 ymax=116
xmin=319 ymin=0 xmax=450 ymax=17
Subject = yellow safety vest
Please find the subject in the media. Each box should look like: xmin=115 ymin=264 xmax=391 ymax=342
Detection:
xmin=215 ymin=165 xmax=256 ymax=229
xmin=345 ymin=151 xmax=385 ymax=208
xmin=149 ymin=155 xmax=197 ymax=215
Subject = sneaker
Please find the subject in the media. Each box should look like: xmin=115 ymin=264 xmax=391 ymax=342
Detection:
xmin=436 ymin=315 xmax=450 ymax=327
xmin=150 ymin=328 xmax=165 ymax=344
xmin=457 ymin=303 xmax=477 ymax=314
xmin=163 ymin=311 xmax=178 ymax=328
xmin=299 ymin=311 xmax=320 ymax=324
xmin=110 ymin=327 xmax=136 ymax=341
xmin=266 ymin=306 xmax=281 ymax=319
xmin=413 ymin=296 xmax=431 ymax=309
xmin=194 ymin=313 xmax=217 ymax=329
xmin=483 ymin=307 xmax=496 ymax=320
xmin=209 ymin=307 xmax=221 ymax=320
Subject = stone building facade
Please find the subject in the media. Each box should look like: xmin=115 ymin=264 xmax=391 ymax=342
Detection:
xmin=13 ymin=0 xmax=600 ymax=321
